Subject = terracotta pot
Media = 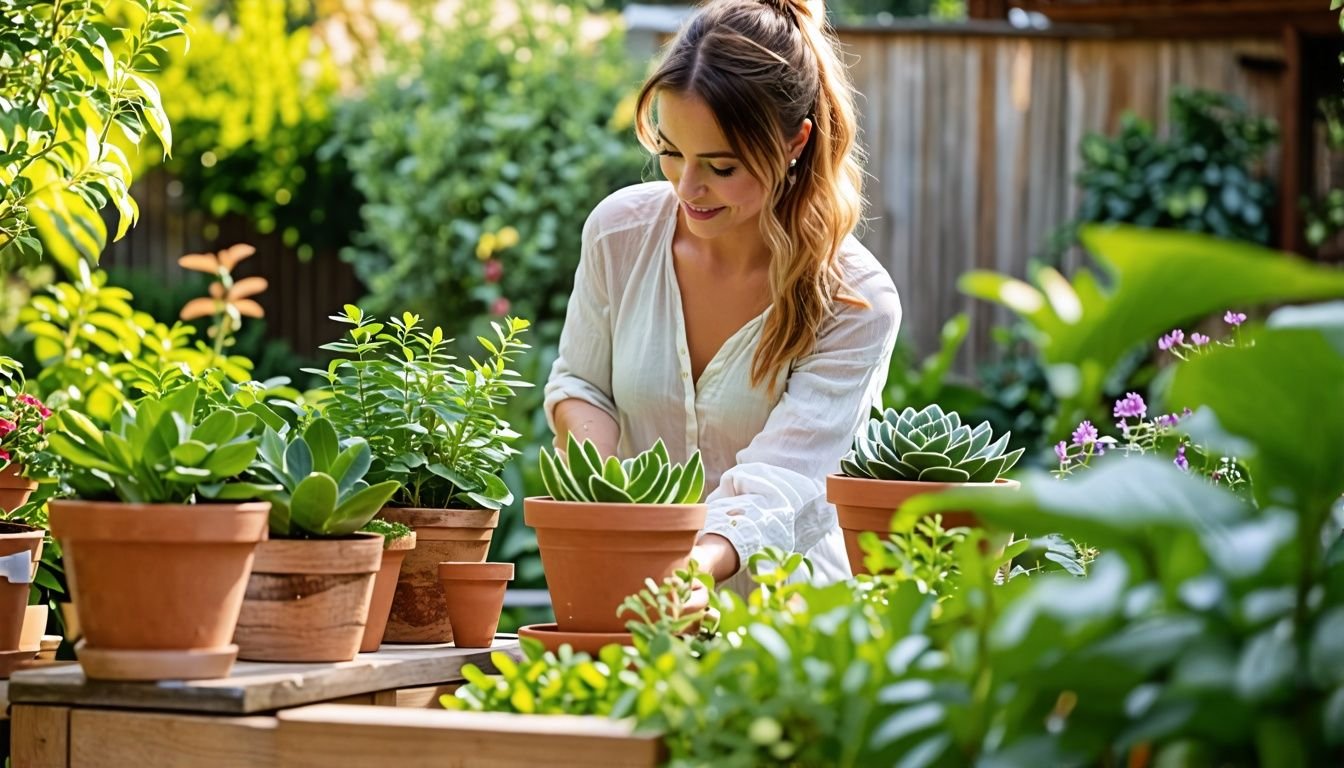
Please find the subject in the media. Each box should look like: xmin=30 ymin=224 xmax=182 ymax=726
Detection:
xmin=49 ymin=500 xmax=270 ymax=680
xmin=437 ymin=562 xmax=513 ymax=648
xmin=826 ymin=474 xmax=1020 ymax=575
xmin=0 ymin=522 xmax=43 ymax=651
xmin=524 ymin=497 xmax=706 ymax=633
xmin=376 ymin=507 xmax=498 ymax=643
xmin=359 ymin=531 xmax=417 ymax=653
xmin=20 ymin=604 xmax=48 ymax=652
xmin=517 ymin=622 xmax=631 ymax=655
xmin=0 ymin=464 xmax=37 ymax=513
xmin=235 ymin=533 xmax=383 ymax=662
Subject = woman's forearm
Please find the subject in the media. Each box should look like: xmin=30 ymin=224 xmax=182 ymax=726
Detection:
xmin=552 ymin=398 xmax=620 ymax=458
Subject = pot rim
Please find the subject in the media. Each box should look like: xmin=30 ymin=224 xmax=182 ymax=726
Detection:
xmin=523 ymin=497 xmax=707 ymax=532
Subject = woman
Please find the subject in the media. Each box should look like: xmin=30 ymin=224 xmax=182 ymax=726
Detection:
xmin=543 ymin=0 xmax=901 ymax=593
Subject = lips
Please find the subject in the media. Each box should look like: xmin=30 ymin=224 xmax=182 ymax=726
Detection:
xmin=682 ymin=201 xmax=724 ymax=221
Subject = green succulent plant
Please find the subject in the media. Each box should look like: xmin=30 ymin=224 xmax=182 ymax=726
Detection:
xmin=539 ymin=436 xmax=705 ymax=505
xmin=247 ymin=417 xmax=401 ymax=538
xmin=47 ymin=381 xmax=261 ymax=504
xmin=841 ymin=404 xmax=1023 ymax=483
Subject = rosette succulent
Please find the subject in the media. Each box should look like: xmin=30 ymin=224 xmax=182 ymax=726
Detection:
xmin=841 ymin=404 xmax=1023 ymax=483
xmin=540 ymin=436 xmax=704 ymax=504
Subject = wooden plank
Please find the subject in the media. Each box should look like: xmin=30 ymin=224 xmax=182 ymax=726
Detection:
xmin=395 ymin=684 xmax=460 ymax=709
xmin=8 ymin=640 xmax=521 ymax=715
xmin=11 ymin=705 xmax=69 ymax=768
xmin=1281 ymin=25 xmax=1304 ymax=254
xmin=68 ymin=709 xmax=276 ymax=768
xmin=275 ymin=705 xmax=665 ymax=768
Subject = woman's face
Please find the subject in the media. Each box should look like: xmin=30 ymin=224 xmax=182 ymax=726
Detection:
xmin=655 ymin=90 xmax=769 ymax=240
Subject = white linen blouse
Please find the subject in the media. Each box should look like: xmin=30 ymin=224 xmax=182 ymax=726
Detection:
xmin=543 ymin=182 xmax=902 ymax=594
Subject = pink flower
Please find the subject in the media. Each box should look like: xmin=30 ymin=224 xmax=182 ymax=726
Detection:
xmin=1158 ymin=330 xmax=1185 ymax=351
xmin=1054 ymin=441 xmax=1069 ymax=465
xmin=0 ymin=448 xmax=10 ymax=463
xmin=1191 ymin=333 xmax=1210 ymax=346
xmin=490 ymin=297 xmax=511 ymax=317
xmin=0 ymin=419 xmax=13 ymax=438
xmin=16 ymin=394 xmax=51 ymax=418
xmin=483 ymin=259 xmax=503 ymax=284
xmin=1223 ymin=311 xmax=1247 ymax=327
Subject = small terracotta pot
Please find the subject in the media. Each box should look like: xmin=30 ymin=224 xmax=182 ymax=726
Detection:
xmin=0 ymin=464 xmax=37 ymax=514
xmin=377 ymin=507 xmax=498 ymax=643
xmin=359 ymin=531 xmax=417 ymax=653
xmin=20 ymin=604 xmax=48 ymax=652
xmin=0 ymin=522 xmax=43 ymax=651
xmin=49 ymin=500 xmax=270 ymax=680
xmin=826 ymin=474 xmax=1019 ymax=575
xmin=234 ymin=533 xmax=383 ymax=662
xmin=524 ymin=497 xmax=706 ymax=634
xmin=437 ymin=562 xmax=513 ymax=648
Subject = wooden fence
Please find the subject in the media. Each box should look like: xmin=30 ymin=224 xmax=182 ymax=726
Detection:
xmin=839 ymin=24 xmax=1285 ymax=368
xmin=101 ymin=19 xmax=1294 ymax=370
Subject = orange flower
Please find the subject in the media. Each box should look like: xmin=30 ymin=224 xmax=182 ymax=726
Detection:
xmin=177 ymin=244 xmax=257 ymax=275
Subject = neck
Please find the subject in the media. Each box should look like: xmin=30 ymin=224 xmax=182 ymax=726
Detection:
xmin=677 ymin=209 xmax=772 ymax=277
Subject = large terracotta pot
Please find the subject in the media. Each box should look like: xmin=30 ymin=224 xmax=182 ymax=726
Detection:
xmin=376 ymin=508 xmax=498 ymax=643
xmin=359 ymin=530 xmax=417 ymax=653
xmin=0 ymin=522 xmax=43 ymax=650
xmin=826 ymin=474 xmax=1019 ymax=575
xmin=0 ymin=465 xmax=37 ymax=514
xmin=234 ymin=533 xmax=383 ymax=662
xmin=49 ymin=500 xmax=270 ymax=681
xmin=524 ymin=497 xmax=706 ymax=633
xmin=437 ymin=562 xmax=513 ymax=648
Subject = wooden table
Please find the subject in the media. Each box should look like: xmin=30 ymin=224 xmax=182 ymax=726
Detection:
xmin=6 ymin=639 xmax=523 ymax=768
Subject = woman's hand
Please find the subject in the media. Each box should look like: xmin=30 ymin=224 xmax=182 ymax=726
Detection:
xmin=689 ymin=532 xmax=740 ymax=583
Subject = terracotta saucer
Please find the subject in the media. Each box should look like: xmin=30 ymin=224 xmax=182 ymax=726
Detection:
xmin=76 ymin=641 xmax=238 ymax=681
xmin=517 ymin=623 xmax=632 ymax=655
xmin=0 ymin=648 xmax=38 ymax=678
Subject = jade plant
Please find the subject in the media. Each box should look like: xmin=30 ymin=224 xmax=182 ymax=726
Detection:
xmin=245 ymin=416 xmax=400 ymax=538
xmin=841 ymin=404 xmax=1023 ymax=483
xmin=539 ymin=436 xmax=704 ymax=504
xmin=47 ymin=381 xmax=260 ymax=503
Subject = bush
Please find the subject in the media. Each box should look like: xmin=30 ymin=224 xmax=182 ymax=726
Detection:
xmin=330 ymin=0 xmax=647 ymax=341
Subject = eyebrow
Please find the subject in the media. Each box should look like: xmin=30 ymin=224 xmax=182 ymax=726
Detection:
xmin=657 ymin=129 xmax=738 ymax=160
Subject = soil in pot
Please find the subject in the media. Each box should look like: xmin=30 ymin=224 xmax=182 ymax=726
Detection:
xmin=437 ymin=561 xmax=513 ymax=648
xmin=49 ymin=500 xmax=270 ymax=681
xmin=359 ymin=531 xmax=416 ymax=653
xmin=377 ymin=507 xmax=498 ymax=644
xmin=234 ymin=532 xmax=383 ymax=663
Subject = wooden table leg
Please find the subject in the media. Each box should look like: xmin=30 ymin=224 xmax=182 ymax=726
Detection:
xmin=11 ymin=705 xmax=70 ymax=768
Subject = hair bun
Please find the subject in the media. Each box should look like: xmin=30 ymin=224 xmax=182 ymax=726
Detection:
xmin=760 ymin=0 xmax=824 ymax=27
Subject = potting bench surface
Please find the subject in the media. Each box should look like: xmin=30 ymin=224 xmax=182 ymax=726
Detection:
xmin=5 ymin=639 xmax=526 ymax=768
xmin=7 ymin=638 xmax=519 ymax=715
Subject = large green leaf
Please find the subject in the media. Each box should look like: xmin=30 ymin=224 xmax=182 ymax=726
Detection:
xmin=1168 ymin=325 xmax=1344 ymax=513
xmin=961 ymin=226 xmax=1344 ymax=436
xmin=289 ymin=472 xmax=339 ymax=535
xmin=329 ymin=480 xmax=401 ymax=535
xmin=303 ymin=418 xmax=339 ymax=473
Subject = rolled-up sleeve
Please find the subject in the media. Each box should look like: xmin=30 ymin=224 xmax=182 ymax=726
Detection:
xmin=544 ymin=212 xmax=619 ymax=434
xmin=702 ymin=279 xmax=901 ymax=572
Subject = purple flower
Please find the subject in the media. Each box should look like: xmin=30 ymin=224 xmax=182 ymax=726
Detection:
xmin=1174 ymin=444 xmax=1189 ymax=471
xmin=1191 ymin=333 xmax=1210 ymax=346
xmin=1224 ymin=311 xmax=1247 ymax=327
xmin=1155 ymin=413 xmax=1180 ymax=428
xmin=1158 ymin=330 xmax=1185 ymax=351
xmin=1182 ymin=407 xmax=1192 ymax=417
xmin=1071 ymin=420 xmax=1098 ymax=447
xmin=1113 ymin=392 xmax=1147 ymax=420
xmin=1094 ymin=443 xmax=1107 ymax=456
xmin=1054 ymin=441 xmax=1069 ymax=465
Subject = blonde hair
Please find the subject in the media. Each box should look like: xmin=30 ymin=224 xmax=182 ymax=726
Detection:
xmin=634 ymin=0 xmax=867 ymax=391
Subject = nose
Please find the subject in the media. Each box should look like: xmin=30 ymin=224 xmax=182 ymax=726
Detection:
xmin=676 ymin=164 xmax=706 ymax=200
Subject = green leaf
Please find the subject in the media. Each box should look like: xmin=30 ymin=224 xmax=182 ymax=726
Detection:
xmin=289 ymin=473 xmax=340 ymax=535
xmin=679 ymin=452 xmax=705 ymax=503
xmin=539 ymin=449 xmax=575 ymax=501
xmin=169 ymin=440 xmax=210 ymax=467
xmin=903 ymin=452 xmax=952 ymax=471
xmin=588 ymin=475 xmax=634 ymax=503
xmin=284 ymin=437 xmax=313 ymax=486
xmin=192 ymin=410 xmax=237 ymax=446
xmin=204 ymin=441 xmax=259 ymax=479
xmin=328 ymin=441 xmax=373 ymax=495
xmin=918 ymin=466 xmax=970 ymax=483
xmin=329 ymin=480 xmax=401 ymax=535
xmin=303 ymin=418 xmax=340 ymax=473
xmin=602 ymin=454 xmax=626 ymax=489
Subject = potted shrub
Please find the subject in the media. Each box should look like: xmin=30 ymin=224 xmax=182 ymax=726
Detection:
xmin=0 ymin=357 xmax=56 ymax=512
xmin=45 ymin=381 xmax=268 ymax=680
xmin=826 ymin=404 xmax=1024 ymax=575
xmin=232 ymin=416 xmax=400 ymax=662
xmin=308 ymin=307 xmax=530 ymax=643
xmin=523 ymin=436 xmax=705 ymax=647
xmin=358 ymin=518 xmax=415 ymax=653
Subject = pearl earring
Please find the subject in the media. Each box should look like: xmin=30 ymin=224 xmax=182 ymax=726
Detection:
xmin=789 ymin=158 xmax=798 ymax=167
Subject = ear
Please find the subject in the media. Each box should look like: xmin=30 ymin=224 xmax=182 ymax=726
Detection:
xmin=788 ymin=118 xmax=813 ymax=163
